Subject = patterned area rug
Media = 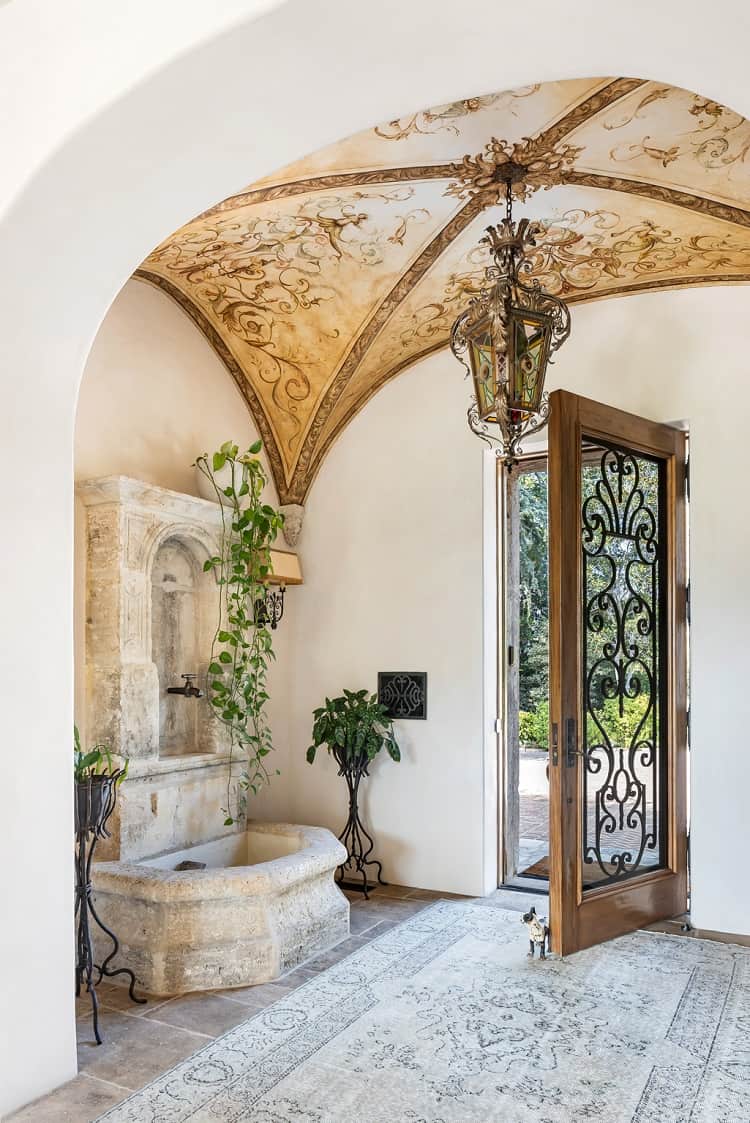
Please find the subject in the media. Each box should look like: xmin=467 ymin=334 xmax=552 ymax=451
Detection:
xmin=98 ymin=901 xmax=750 ymax=1122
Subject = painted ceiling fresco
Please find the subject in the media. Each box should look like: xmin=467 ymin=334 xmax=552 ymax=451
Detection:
xmin=138 ymin=77 xmax=750 ymax=504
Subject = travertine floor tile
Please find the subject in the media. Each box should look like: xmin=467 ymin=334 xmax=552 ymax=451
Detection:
xmin=373 ymin=883 xmax=414 ymax=899
xmin=7 ymin=1074 xmax=127 ymax=1122
xmin=77 ymin=1009 xmax=207 ymax=1089
xmin=352 ymin=897 xmax=429 ymax=921
xmin=75 ymin=981 xmax=166 ymax=1021
xmin=299 ymin=935 xmax=368 ymax=972
xmin=404 ymin=887 xmax=468 ymax=901
xmin=348 ymin=906 xmax=386 ymax=934
xmin=143 ymin=992 xmax=252 ymax=1037
xmin=220 ymin=978 xmax=297 ymax=1008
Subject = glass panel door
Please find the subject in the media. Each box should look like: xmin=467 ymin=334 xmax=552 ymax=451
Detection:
xmin=581 ymin=441 xmax=667 ymax=888
xmin=548 ymin=391 xmax=687 ymax=955
xmin=502 ymin=459 xmax=550 ymax=888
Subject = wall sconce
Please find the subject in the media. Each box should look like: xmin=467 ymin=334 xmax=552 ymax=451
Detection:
xmin=254 ymin=548 xmax=303 ymax=630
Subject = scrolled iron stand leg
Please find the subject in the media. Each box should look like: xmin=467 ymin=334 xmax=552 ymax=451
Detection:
xmin=74 ymin=771 xmax=145 ymax=1044
xmin=335 ymin=754 xmax=387 ymax=901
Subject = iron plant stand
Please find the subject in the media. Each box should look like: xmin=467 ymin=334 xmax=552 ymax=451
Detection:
xmin=334 ymin=751 xmax=387 ymax=900
xmin=75 ymin=772 xmax=145 ymax=1043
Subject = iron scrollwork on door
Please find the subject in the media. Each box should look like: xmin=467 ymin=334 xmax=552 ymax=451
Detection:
xmin=581 ymin=442 xmax=667 ymax=888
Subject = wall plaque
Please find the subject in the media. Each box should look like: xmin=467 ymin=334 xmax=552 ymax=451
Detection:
xmin=377 ymin=672 xmax=427 ymax=720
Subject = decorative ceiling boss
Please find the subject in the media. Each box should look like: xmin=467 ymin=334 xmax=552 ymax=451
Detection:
xmin=446 ymin=135 xmax=582 ymax=204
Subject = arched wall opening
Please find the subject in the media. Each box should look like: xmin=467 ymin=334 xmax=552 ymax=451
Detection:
xmin=151 ymin=535 xmax=207 ymax=759
xmin=73 ymin=276 xmax=750 ymax=921
xmin=4 ymin=0 xmax=750 ymax=1113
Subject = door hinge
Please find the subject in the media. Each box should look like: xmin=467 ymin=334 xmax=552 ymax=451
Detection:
xmin=494 ymin=717 xmax=503 ymax=735
xmin=685 ymin=451 xmax=690 ymax=502
xmin=686 ymin=580 xmax=691 ymax=625
xmin=507 ymin=645 xmax=514 ymax=666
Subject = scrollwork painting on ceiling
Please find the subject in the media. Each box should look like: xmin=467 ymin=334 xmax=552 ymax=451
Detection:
xmin=136 ymin=76 xmax=750 ymax=504
xmin=373 ymin=86 xmax=541 ymax=141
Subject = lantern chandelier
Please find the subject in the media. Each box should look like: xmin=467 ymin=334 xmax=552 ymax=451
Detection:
xmin=450 ymin=166 xmax=571 ymax=461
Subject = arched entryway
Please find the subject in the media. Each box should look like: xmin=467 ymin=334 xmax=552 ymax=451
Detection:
xmin=4 ymin=2 xmax=750 ymax=1111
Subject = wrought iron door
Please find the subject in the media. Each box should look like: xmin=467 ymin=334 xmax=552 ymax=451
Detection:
xmin=548 ymin=391 xmax=687 ymax=955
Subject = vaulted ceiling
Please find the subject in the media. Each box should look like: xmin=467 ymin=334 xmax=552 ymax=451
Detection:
xmin=137 ymin=77 xmax=750 ymax=504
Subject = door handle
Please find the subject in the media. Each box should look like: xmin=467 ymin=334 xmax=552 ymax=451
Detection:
xmin=565 ymin=717 xmax=584 ymax=767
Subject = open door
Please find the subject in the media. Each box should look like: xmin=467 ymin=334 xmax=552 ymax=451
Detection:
xmin=548 ymin=390 xmax=687 ymax=955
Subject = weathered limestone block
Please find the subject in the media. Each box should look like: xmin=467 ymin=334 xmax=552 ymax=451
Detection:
xmin=92 ymin=823 xmax=350 ymax=994
xmin=86 ymin=663 xmax=160 ymax=760
xmin=77 ymin=477 xmax=304 ymax=867
xmin=77 ymin=477 xmax=233 ymax=856
xmin=279 ymin=503 xmax=304 ymax=547
xmin=97 ymin=753 xmax=244 ymax=861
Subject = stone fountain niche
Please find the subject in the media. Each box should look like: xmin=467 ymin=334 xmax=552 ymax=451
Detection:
xmin=152 ymin=536 xmax=207 ymax=758
xmin=77 ymin=477 xmax=236 ymax=860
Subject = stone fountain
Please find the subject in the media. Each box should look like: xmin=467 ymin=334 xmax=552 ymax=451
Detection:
xmin=76 ymin=476 xmax=348 ymax=993
xmin=77 ymin=476 xmax=238 ymax=860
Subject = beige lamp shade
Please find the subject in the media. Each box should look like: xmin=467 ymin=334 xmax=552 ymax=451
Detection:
xmin=267 ymin=548 xmax=303 ymax=586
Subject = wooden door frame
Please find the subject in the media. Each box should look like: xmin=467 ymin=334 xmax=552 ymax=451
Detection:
xmin=499 ymin=453 xmax=549 ymax=885
xmin=548 ymin=390 xmax=688 ymax=955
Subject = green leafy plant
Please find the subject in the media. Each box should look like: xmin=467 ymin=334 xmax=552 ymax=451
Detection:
xmin=194 ymin=440 xmax=284 ymax=825
xmin=519 ymin=469 xmax=549 ymax=711
xmin=74 ymin=725 xmax=128 ymax=783
xmin=518 ymin=694 xmax=652 ymax=752
xmin=306 ymin=689 xmax=401 ymax=768
xmin=519 ymin=700 xmax=550 ymax=749
xmin=587 ymin=694 xmax=651 ymax=748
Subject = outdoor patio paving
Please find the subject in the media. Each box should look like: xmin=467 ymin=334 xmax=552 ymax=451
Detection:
xmin=516 ymin=746 xmax=661 ymax=880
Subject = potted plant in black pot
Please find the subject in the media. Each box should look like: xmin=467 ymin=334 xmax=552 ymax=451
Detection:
xmin=73 ymin=725 xmax=128 ymax=838
xmin=73 ymin=726 xmax=142 ymax=1043
xmin=307 ymin=689 xmax=400 ymax=898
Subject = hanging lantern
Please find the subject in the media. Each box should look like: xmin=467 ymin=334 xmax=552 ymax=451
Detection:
xmin=451 ymin=173 xmax=570 ymax=460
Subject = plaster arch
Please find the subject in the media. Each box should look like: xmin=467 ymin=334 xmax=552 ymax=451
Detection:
xmin=4 ymin=0 xmax=750 ymax=1113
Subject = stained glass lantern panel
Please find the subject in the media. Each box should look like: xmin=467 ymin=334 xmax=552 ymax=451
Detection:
xmin=466 ymin=314 xmax=499 ymax=420
xmin=507 ymin=309 xmax=551 ymax=414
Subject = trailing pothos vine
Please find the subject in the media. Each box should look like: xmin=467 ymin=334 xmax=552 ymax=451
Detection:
xmin=194 ymin=440 xmax=284 ymax=825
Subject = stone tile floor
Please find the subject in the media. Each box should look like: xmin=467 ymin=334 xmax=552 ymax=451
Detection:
xmin=14 ymin=879 xmax=727 ymax=1122
xmin=12 ymin=884 xmax=535 ymax=1123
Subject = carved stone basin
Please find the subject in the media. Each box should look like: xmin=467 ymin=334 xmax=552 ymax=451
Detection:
xmin=91 ymin=822 xmax=349 ymax=995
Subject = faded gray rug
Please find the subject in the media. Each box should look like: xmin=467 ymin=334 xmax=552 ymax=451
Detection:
xmin=98 ymin=901 xmax=750 ymax=1122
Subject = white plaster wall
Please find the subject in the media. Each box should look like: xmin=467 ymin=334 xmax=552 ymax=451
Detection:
xmin=286 ymin=358 xmax=486 ymax=895
xmin=545 ymin=286 xmax=750 ymax=938
xmin=281 ymin=285 xmax=750 ymax=931
xmin=0 ymin=0 xmax=284 ymax=215
xmin=4 ymin=0 xmax=750 ymax=1112
xmin=74 ymin=279 xmax=292 ymax=821
xmin=75 ymin=279 xmax=279 ymax=499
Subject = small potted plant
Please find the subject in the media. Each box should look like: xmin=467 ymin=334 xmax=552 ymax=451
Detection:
xmin=307 ymin=689 xmax=400 ymax=895
xmin=74 ymin=727 xmax=141 ymax=1041
xmin=74 ymin=725 xmax=128 ymax=838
